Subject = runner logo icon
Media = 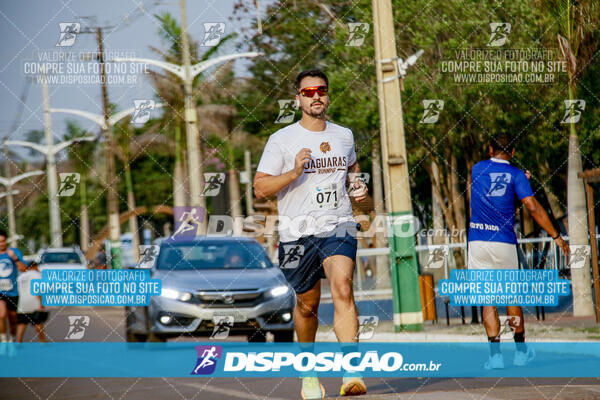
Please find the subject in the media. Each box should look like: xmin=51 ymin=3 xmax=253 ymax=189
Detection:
xmin=66 ymin=316 xmax=90 ymax=339
xmin=58 ymin=173 xmax=80 ymax=197
xmin=210 ymin=316 xmax=234 ymax=339
xmin=56 ymin=22 xmax=80 ymax=47
xmin=487 ymin=23 xmax=511 ymax=47
xmin=280 ymin=245 xmax=305 ymax=269
xmin=192 ymin=345 xmax=222 ymax=375
xmin=487 ymin=173 xmax=512 ymax=197
xmin=561 ymin=100 xmax=585 ymax=124
xmin=346 ymin=23 xmax=370 ymax=46
xmin=202 ymin=23 xmax=225 ymax=46
xmin=275 ymin=100 xmax=297 ymax=123
xmin=419 ymin=100 xmax=444 ymax=124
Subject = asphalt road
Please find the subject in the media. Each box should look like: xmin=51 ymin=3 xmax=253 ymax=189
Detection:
xmin=1 ymin=306 xmax=599 ymax=400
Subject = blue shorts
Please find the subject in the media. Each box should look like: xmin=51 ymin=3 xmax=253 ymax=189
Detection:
xmin=278 ymin=225 xmax=358 ymax=294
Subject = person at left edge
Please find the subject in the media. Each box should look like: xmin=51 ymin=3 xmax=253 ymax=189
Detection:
xmin=0 ymin=229 xmax=28 ymax=343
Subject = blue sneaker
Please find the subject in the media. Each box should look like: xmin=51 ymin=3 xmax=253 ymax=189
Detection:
xmin=484 ymin=353 xmax=504 ymax=370
xmin=513 ymin=348 xmax=535 ymax=366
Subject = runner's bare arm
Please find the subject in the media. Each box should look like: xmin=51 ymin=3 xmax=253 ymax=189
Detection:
xmin=7 ymin=249 xmax=27 ymax=272
xmin=521 ymin=196 xmax=569 ymax=254
xmin=254 ymin=148 xmax=312 ymax=198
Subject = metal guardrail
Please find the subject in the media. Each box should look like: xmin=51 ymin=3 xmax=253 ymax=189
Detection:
xmin=323 ymin=236 xmax=579 ymax=300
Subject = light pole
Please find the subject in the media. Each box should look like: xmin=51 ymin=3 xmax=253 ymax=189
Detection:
xmin=5 ymin=131 xmax=94 ymax=248
xmin=0 ymin=189 xmax=20 ymax=246
xmin=372 ymin=0 xmax=424 ymax=331
xmin=0 ymin=171 xmax=45 ymax=247
xmin=244 ymin=149 xmax=254 ymax=215
xmin=0 ymin=190 xmax=20 ymax=199
xmin=112 ymin=51 xmax=261 ymax=234
xmin=49 ymin=104 xmax=164 ymax=267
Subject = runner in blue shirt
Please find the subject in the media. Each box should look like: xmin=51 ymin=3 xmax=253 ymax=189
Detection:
xmin=468 ymin=133 xmax=569 ymax=369
xmin=0 ymin=229 xmax=28 ymax=342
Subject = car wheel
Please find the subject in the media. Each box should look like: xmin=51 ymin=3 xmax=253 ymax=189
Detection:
xmin=272 ymin=330 xmax=294 ymax=342
xmin=247 ymin=329 xmax=267 ymax=342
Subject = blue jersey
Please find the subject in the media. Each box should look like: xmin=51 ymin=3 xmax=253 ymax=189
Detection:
xmin=0 ymin=248 xmax=25 ymax=297
xmin=468 ymin=158 xmax=534 ymax=244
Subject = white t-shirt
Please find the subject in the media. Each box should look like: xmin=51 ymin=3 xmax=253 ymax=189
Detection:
xmin=257 ymin=121 xmax=357 ymax=242
xmin=17 ymin=270 xmax=42 ymax=313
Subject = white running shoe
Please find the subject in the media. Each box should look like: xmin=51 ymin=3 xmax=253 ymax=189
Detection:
xmin=513 ymin=348 xmax=535 ymax=366
xmin=301 ymin=376 xmax=325 ymax=399
xmin=484 ymin=353 xmax=504 ymax=370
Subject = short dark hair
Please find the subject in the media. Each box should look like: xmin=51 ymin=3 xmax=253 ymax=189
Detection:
xmin=0 ymin=229 xmax=7 ymax=239
xmin=295 ymin=69 xmax=328 ymax=90
xmin=490 ymin=133 xmax=514 ymax=155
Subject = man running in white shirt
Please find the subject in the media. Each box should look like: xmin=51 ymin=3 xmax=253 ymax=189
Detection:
xmin=254 ymin=69 xmax=368 ymax=399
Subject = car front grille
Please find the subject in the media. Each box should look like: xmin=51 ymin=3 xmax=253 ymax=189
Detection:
xmin=191 ymin=289 xmax=264 ymax=308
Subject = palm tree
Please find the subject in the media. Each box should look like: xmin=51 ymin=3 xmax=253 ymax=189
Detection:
xmin=198 ymin=104 xmax=243 ymax=234
xmin=148 ymin=12 xmax=237 ymax=209
xmin=542 ymin=0 xmax=598 ymax=316
xmin=64 ymin=121 xmax=97 ymax=253
xmin=196 ymin=61 xmax=271 ymax=233
xmin=113 ymin=117 xmax=142 ymax=261
xmin=112 ymin=111 xmax=180 ymax=260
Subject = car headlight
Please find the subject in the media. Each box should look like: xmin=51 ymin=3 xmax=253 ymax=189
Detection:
xmin=269 ymin=285 xmax=290 ymax=297
xmin=161 ymin=288 xmax=192 ymax=302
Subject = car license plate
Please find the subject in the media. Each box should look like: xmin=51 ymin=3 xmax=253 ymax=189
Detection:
xmin=212 ymin=311 xmax=247 ymax=323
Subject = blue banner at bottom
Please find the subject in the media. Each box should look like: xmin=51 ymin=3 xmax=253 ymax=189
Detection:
xmin=0 ymin=342 xmax=599 ymax=377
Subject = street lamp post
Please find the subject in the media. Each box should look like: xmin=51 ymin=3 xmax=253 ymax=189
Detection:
xmin=0 ymin=190 xmax=20 ymax=199
xmin=111 ymin=52 xmax=261 ymax=234
xmin=41 ymin=75 xmax=61 ymax=247
xmin=5 ymin=134 xmax=94 ymax=248
xmin=6 ymin=73 xmax=96 ymax=248
xmin=0 ymin=171 xmax=45 ymax=248
xmin=49 ymin=104 xmax=164 ymax=267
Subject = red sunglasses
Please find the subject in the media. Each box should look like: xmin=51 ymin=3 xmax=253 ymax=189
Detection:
xmin=299 ymin=85 xmax=329 ymax=97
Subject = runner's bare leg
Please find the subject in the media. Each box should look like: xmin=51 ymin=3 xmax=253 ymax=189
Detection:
xmin=8 ymin=310 xmax=17 ymax=336
xmin=506 ymin=305 xmax=525 ymax=334
xmin=323 ymin=254 xmax=358 ymax=342
xmin=294 ymin=280 xmax=321 ymax=342
xmin=0 ymin=301 xmax=7 ymax=336
xmin=482 ymin=305 xmax=500 ymax=338
xmin=16 ymin=323 xmax=25 ymax=342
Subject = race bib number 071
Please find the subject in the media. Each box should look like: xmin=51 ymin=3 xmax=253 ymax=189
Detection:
xmin=312 ymin=183 xmax=341 ymax=210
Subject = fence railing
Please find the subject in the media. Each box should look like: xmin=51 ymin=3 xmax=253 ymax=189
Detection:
xmin=321 ymin=236 xmax=579 ymax=299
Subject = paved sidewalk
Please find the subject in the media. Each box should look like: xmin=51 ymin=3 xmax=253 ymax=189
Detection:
xmin=316 ymin=315 xmax=600 ymax=342
xmin=328 ymin=385 xmax=600 ymax=399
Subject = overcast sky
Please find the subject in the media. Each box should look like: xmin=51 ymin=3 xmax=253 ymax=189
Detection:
xmin=0 ymin=0 xmax=261 ymax=159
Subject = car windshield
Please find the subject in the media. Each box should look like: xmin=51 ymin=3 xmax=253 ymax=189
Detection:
xmin=156 ymin=241 xmax=273 ymax=270
xmin=40 ymin=252 xmax=82 ymax=264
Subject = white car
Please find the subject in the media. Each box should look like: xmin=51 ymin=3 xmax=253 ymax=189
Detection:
xmin=37 ymin=247 xmax=88 ymax=271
